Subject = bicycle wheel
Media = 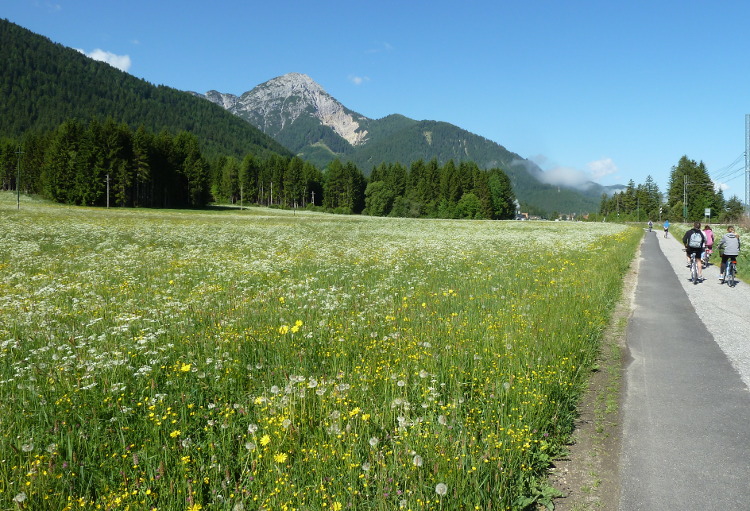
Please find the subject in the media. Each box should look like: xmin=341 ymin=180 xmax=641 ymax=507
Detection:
xmin=728 ymin=262 xmax=736 ymax=288
xmin=691 ymin=255 xmax=698 ymax=284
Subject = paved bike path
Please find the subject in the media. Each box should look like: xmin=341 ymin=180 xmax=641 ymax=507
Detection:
xmin=620 ymin=230 xmax=750 ymax=510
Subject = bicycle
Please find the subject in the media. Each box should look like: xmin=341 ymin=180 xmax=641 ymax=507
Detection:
xmin=690 ymin=252 xmax=699 ymax=285
xmin=722 ymin=257 xmax=738 ymax=288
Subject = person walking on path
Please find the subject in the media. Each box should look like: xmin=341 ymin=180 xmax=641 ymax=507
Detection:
xmin=682 ymin=221 xmax=706 ymax=282
xmin=663 ymin=219 xmax=670 ymax=238
xmin=718 ymin=225 xmax=741 ymax=282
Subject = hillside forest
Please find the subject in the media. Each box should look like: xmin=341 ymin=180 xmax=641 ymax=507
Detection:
xmin=598 ymin=156 xmax=746 ymax=223
xmin=0 ymin=118 xmax=518 ymax=219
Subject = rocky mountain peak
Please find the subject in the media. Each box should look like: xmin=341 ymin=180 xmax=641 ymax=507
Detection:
xmin=202 ymin=73 xmax=370 ymax=147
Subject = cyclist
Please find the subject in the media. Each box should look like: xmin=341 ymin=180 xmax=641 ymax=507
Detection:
xmin=663 ymin=219 xmax=670 ymax=238
xmin=683 ymin=221 xmax=705 ymax=282
xmin=648 ymin=220 xmax=653 ymax=232
xmin=702 ymin=224 xmax=714 ymax=268
xmin=718 ymin=225 xmax=741 ymax=283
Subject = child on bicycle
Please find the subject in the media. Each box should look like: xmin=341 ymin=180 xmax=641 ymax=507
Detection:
xmin=702 ymin=224 xmax=714 ymax=268
xmin=682 ymin=221 xmax=706 ymax=282
xmin=718 ymin=225 xmax=741 ymax=283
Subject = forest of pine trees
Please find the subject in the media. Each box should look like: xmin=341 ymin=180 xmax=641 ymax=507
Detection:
xmin=364 ymin=160 xmax=516 ymax=219
xmin=1 ymin=117 xmax=518 ymax=219
xmin=598 ymin=156 xmax=746 ymax=223
xmin=598 ymin=175 xmax=662 ymax=222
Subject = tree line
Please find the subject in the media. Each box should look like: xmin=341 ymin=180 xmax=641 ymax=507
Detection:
xmin=598 ymin=156 xmax=746 ymax=223
xmin=598 ymin=175 xmax=662 ymax=222
xmin=364 ymin=160 xmax=516 ymax=219
xmin=1 ymin=117 xmax=517 ymax=219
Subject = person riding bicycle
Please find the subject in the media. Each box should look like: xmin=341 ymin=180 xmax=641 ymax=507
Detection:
xmin=663 ymin=219 xmax=670 ymax=238
xmin=702 ymin=224 xmax=714 ymax=268
xmin=718 ymin=225 xmax=741 ymax=283
xmin=648 ymin=220 xmax=653 ymax=232
xmin=682 ymin=221 xmax=706 ymax=282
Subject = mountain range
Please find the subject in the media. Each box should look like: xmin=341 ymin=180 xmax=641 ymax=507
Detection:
xmin=193 ymin=73 xmax=623 ymax=214
xmin=1 ymin=15 xmax=619 ymax=215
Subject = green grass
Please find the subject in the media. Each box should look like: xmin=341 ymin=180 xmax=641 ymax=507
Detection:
xmin=0 ymin=193 xmax=642 ymax=510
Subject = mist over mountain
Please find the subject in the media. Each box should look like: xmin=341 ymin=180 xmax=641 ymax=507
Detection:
xmin=196 ymin=74 xmax=618 ymax=214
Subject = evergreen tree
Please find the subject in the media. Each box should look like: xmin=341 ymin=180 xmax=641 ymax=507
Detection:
xmin=239 ymin=154 xmax=260 ymax=207
xmin=42 ymin=119 xmax=84 ymax=203
xmin=301 ymin=160 xmax=323 ymax=208
xmin=219 ymin=157 xmax=240 ymax=203
xmin=284 ymin=156 xmax=305 ymax=207
xmin=666 ymin=156 xmax=715 ymax=221
xmin=488 ymin=169 xmax=516 ymax=219
xmin=0 ymin=139 xmax=17 ymax=191
xmin=723 ymin=196 xmax=745 ymax=222
xmin=132 ymin=125 xmax=153 ymax=207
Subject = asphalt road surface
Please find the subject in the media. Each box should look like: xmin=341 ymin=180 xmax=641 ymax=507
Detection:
xmin=620 ymin=229 xmax=750 ymax=510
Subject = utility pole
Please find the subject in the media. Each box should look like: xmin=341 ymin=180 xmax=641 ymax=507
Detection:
xmin=106 ymin=174 xmax=110 ymax=209
xmin=683 ymin=175 xmax=688 ymax=221
xmin=15 ymin=146 xmax=23 ymax=210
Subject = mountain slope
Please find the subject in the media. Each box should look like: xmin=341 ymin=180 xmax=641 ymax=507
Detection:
xmin=198 ymin=74 xmax=606 ymax=213
xmin=0 ymin=18 xmax=291 ymax=161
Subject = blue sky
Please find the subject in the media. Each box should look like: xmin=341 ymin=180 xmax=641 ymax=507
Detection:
xmin=4 ymin=0 xmax=750 ymax=199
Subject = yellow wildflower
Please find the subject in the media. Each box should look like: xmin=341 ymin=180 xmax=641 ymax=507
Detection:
xmin=274 ymin=452 xmax=288 ymax=463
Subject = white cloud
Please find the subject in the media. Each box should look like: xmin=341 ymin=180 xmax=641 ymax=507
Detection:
xmin=348 ymin=75 xmax=370 ymax=86
xmin=529 ymin=154 xmax=548 ymax=166
xmin=77 ymin=48 xmax=132 ymax=72
xmin=587 ymin=158 xmax=618 ymax=179
xmin=536 ymin=156 xmax=620 ymax=191
xmin=712 ymin=180 xmax=730 ymax=192
xmin=539 ymin=166 xmax=592 ymax=189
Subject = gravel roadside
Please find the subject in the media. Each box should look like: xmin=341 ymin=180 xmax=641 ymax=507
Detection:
xmin=655 ymin=230 xmax=750 ymax=390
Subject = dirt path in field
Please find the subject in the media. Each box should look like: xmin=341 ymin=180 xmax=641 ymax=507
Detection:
xmin=549 ymin=228 xmax=750 ymax=510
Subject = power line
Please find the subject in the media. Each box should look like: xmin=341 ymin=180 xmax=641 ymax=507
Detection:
xmin=710 ymin=153 xmax=745 ymax=181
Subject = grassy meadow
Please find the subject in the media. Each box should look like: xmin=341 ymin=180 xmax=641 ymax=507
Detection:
xmin=0 ymin=193 xmax=642 ymax=510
